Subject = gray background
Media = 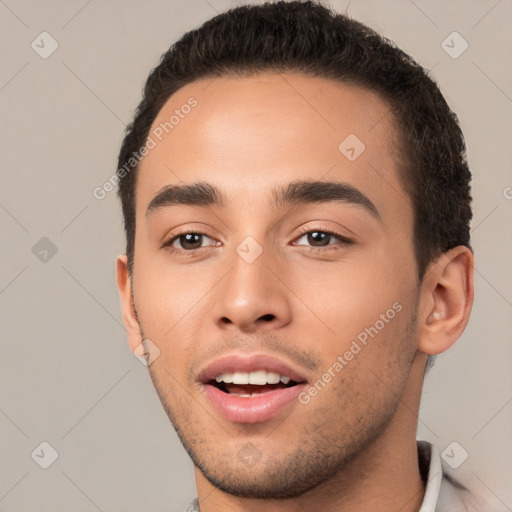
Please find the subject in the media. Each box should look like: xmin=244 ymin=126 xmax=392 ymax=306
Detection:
xmin=1 ymin=0 xmax=511 ymax=510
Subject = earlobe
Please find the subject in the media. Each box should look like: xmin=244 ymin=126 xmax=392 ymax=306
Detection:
xmin=116 ymin=255 xmax=142 ymax=352
xmin=417 ymin=246 xmax=474 ymax=356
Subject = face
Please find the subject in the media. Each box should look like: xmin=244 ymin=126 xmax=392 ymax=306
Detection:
xmin=126 ymin=73 xmax=422 ymax=499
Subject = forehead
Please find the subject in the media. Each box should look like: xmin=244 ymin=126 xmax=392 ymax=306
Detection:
xmin=136 ymin=73 xmax=410 ymax=222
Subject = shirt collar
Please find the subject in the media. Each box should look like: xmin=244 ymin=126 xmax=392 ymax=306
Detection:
xmin=417 ymin=440 xmax=443 ymax=512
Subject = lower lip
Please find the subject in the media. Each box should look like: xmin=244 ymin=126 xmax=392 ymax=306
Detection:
xmin=202 ymin=383 xmax=307 ymax=424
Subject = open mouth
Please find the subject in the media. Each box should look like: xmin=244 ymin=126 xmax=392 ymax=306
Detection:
xmin=209 ymin=370 xmax=301 ymax=397
xmin=200 ymin=363 xmax=308 ymax=423
xmin=210 ymin=380 xmax=299 ymax=397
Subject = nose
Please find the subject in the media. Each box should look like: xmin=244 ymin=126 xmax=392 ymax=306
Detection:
xmin=212 ymin=245 xmax=292 ymax=333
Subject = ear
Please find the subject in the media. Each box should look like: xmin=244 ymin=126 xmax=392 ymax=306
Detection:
xmin=116 ymin=254 xmax=142 ymax=352
xmin=417 ymin=246 xmax=474 ymax=356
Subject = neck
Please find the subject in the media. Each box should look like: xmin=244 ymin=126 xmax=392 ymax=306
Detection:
xmin=194 ymin=353 xmax=428 ymax=512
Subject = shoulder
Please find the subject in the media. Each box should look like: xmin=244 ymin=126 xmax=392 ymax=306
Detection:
xmin=437 ymin=471 xmax=483 ymax=511
xmin=419 ymin=440 xmax=507 ymax=512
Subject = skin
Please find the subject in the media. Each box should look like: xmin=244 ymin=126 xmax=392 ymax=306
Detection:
xmin=117 ymin=73 xmax=474 ymax=511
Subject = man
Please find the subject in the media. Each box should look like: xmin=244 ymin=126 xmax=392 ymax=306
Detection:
xmin=115 ymin=1 xmax=489 ymax=510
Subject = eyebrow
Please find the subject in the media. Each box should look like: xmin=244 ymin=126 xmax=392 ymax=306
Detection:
xmin=146 ymin=180 xmax=381 ymax=221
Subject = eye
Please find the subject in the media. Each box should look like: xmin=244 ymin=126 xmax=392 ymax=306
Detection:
xmin=164 ymin=232 xmax=219 ymax=251
xmin=162 ymin=228 xmax=352 ymax=255
xmin=293 ymin=228 xmax=353 ymax=251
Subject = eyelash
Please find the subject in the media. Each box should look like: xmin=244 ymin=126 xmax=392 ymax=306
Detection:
xmin=162 ymin=227 xmax=353 ymax=255
xmin=294 ymin=226 xmax=353 ymax=252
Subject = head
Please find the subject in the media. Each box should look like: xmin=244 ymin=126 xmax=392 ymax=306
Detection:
xmin=116 ymin=0 xmax=473 ymax=501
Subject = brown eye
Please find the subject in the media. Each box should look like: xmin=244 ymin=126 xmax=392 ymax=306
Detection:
xmin=305 ymin=231 xmax=330 ymax=246
xmin=177 ymin=233 xmax=204 ymax=250
xmin=165 ymin=232 xmax=215 ymax=251
xmin=294 ymin=229 xmax=352 ymax=249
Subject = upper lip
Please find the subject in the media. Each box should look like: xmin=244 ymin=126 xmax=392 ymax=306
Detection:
xmin=197 ymin=353 xmax=309 ymax=384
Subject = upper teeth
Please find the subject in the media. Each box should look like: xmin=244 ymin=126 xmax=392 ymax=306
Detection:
xmin=214 ymin=370 xmax=291 ymax=385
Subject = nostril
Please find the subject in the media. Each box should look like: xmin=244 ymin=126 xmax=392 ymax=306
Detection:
xmin=260 ymin=314 xmax=275 ymax=322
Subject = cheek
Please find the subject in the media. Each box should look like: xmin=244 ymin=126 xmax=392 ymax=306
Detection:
xmin=132 ymin=254 xmax=213 ymax=348
xmin=301 ymin=302 xmax=416 ymax=426
xmin=293 ymin=257 xmax=417 ymax=388
xmin=292 ymin=257 xmax=405 ymax=338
